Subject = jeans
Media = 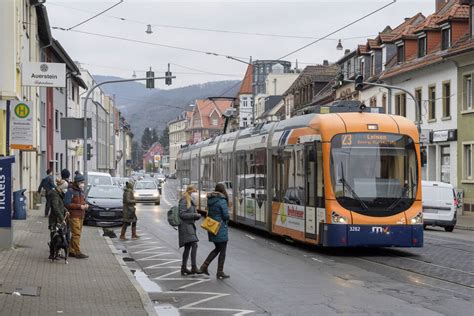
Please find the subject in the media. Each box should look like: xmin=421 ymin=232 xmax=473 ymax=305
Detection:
xmin=182 ymin=241 xmax=198 ymax=268
xmin=205 ymin=242 xmax=227 ymax=271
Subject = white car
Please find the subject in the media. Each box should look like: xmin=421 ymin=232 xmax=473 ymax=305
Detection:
xmin=134 ymin=180 xmax=160 ymax=205
xmin=87 ymin=171 xmax=113 ymax=186
xmin=422 ymin=181 xmax=457 ymax=232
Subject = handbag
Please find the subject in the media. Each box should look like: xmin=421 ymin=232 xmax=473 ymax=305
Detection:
xmin=201 ymin=216 xmax=221 ymax=235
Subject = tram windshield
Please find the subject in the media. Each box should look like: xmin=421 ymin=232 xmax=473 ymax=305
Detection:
xmin=331 ymin=133 xmax=418 ymax=216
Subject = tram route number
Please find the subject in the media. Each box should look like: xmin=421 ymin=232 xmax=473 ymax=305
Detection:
xmin=349 ymin=226 xmax=361 ymax=232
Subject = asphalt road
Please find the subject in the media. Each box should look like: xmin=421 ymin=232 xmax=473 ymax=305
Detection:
xmin=114 ymin=179 xmax=473 ymax=316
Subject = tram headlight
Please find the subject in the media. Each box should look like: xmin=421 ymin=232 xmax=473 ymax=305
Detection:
xmin=331 ymin=211 xmax=348 ymax=224
xmin=410 ymin=212 xmax=423 ymax=224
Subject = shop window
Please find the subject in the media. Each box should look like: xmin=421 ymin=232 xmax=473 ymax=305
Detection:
xmin=428 ymin=85 xmax=436 ymax=120
xmin=442 ymin=82 xmax=451 ymax=118
xmin=440 ymin=146 xmax=450 ymax=183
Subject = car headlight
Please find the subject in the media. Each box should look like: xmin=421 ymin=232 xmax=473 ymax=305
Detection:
xmin=134 ymin=193 xmax=139 ymax=198
xmin=152 ymin=192 xmax=159 ymax=197
xmin=410 ymin=212 xmax=423 ymax=224
xmin=331 ymin=211 xmax=348 ymax=224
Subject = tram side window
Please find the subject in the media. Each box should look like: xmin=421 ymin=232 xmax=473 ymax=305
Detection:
xmin=191 ymin=157 xmax=199 ymax=188
xmin=316 ymin=142 xmax=325 ymax=207
xmin=255 ymin=149 xmax=267 ymax=199
xmin=306 ymin=145 xmax=316 ymax=207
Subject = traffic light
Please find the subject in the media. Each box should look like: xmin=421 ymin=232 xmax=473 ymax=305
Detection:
xmin=355 ymin=75 xmax=364 ymax=91
xmin=165 ymin=63 xmax=172 ymax=86
xmin=86 ymin=144 xmax=93 ymax=161
xmin=146 ymin=67 xmax=155 ymax=89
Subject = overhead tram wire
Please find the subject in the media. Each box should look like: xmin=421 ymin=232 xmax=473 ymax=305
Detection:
xmin=67 ymin=0 xmax=123 ymax=31
xmin=51 ymin=28 xmax=249 ymax=61
xmin=47 ymin=1 xmax=375 ymax=41
xmin=277 ymin=0 xmax=397 ymax=60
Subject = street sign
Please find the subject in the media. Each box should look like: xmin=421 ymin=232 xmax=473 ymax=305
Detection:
xmin=420 ymin=129 xmax=430 ymax=144
xmin=10 ymin=101 xmax=34 ymax=150
xmin=60 ymin=118 xmax=92 ymax=140
xmin=22 ymin=62 xmax=66 ymax=87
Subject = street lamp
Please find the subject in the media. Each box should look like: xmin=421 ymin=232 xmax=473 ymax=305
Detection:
xmin=146 ymin=24 xmax=153 ymax=34
xmin=336 ymin=39 xmax=343 ymax=51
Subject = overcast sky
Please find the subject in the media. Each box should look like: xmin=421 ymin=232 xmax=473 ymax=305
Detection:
xmin=47 ymin=0 xmax=435 ymax=88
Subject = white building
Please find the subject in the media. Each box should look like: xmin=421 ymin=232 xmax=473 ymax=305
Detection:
xmin=168 ymin=111 xmax=191 ymax=174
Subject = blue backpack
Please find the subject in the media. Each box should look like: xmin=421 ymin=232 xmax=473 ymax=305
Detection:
xmin=167 ymin=206 xmax=180 ymax=227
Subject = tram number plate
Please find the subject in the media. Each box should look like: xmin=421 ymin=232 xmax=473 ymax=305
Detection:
xmin=349 ymin=226 xmax=361 ymax=232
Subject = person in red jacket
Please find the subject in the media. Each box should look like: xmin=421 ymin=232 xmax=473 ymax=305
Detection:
xmin=64 ymin=173 xmax=89 ymax=259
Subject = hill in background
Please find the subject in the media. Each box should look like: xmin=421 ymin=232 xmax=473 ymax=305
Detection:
xmin=94 ymin=75 xmax=241 ymax=138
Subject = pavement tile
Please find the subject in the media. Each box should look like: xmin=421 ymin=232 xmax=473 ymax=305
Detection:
xmin=0 ymin=208 xmax=149 ymax=315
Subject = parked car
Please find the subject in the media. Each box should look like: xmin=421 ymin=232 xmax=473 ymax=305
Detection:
xmin=87 ymin=171 xmax=113 ymax=187
xmin=422 ymin=181 xmax=457 ymax=232
xmin=134 ymin=180 xmax=160 ymax=205
xmin=84 ymin=185 xmax=123 ymax=227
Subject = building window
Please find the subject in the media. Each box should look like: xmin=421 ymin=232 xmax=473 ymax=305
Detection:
xmin=471 ymin=5 xmax=474 ymax=39
xmin=369 ymin=97 xmax=377 ymax=107
xmin=72 ymin=85 xmax=75 ymax=101
xmin=370 ymin=54 xmax=375 ymax=76
xmin=347 ymin=60 xmax=352 ymax=77
xmin=464 ymin=74 xmax=473 ymax=110
xmin=415 ymin=88 xmax=422 ymax=109
xmin=441 ymin=27 xmax=451 ymax=50
xmin=428 ymin=85 xmax=436 ymax=120
xmin=397 ymin=44 xmax=405 ymax=63
xmin=55 ymin=153 xmax=59 ymax=174
xmin=464 ymin=144 xmax=473 ymax=180
xmin=55 ymin=110 xmax=59 ymax=131
xmin=212 ymin=117 xmax=218 ymax=126
xmin=360 ymin=59 xmax=365 ymax=77
xmin=442 ymin=82 xmax=451 ymax=118
xmin=395 ymin=93 xmax=406 ymax=117
xmin=418 ymin=35 xmax=427 ymax=58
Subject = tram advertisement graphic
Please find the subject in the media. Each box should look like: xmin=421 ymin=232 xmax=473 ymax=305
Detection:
xmin=277 ymin=203 xmax=305 ymax=232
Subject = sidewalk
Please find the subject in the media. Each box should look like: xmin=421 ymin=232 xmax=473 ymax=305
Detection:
xmin=0 ymin=207 xmax=153 ymax=315
xmin=456 ymin=213 xmax=474 ymax=231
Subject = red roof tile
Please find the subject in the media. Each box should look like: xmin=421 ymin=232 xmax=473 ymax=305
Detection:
xmin=437 ymin=2 xmax=470 ymax=23
xmin=414 ymin=14 xmax=442 ymax=32
xmin=238 ymin=64 xmax=253 ymax=95
xmin=192 ymin=99 xmax=233 ymax=130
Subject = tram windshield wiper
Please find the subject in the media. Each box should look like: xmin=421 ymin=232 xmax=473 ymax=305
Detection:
xmin=339 ymin=162 xmax=368 ymax=210
xmin=388 ymin=168 xmax=416 ymax=211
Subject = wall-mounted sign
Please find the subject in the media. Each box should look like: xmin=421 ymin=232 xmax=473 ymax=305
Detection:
xmin=431 ymin=129 xmax=457 ymax=143
xmin=22 ymin=62 xmax=66 ymax=87
xmin=10 ymin=101 xmax=34 ymax=150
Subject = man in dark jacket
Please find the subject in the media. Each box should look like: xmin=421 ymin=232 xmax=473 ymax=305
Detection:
xmin=38 ymin=169 xmax=56 ymax=217
xmin=64 ymin=173 xmax=89 ymax=259
xmin=48 ymin=179 xmax=69 ymax=260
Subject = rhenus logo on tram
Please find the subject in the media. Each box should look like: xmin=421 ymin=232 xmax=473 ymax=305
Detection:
xmin=176 ymin=101 xmax=423 ymax=247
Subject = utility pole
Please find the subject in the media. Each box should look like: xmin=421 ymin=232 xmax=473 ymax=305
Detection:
xmin=82 ymin=73 xmax=175 ymax=186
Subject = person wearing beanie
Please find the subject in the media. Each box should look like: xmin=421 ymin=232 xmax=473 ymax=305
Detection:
xmin=64 ymin=173 xmax=89 ymax=259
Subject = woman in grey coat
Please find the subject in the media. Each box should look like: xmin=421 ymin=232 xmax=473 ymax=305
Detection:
xmin=178 ymin=185 xmax=203 ymax=275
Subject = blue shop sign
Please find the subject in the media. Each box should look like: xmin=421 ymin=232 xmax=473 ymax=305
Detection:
xmin=0 ymin=156 xmax=15 ymax=228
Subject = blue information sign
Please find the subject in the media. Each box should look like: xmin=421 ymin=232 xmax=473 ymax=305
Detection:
xmin=0 ymin=156 xmax=15 ymax=228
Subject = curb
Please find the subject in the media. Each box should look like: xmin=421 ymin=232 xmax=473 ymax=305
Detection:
xmin=100 ymin=228 xmax=157 ymax=316
xmin=455 ymin=225 xmax=474 ymax=231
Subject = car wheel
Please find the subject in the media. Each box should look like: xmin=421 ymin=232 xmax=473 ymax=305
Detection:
xmin=444 ymin=226 xmax=455 ymax=232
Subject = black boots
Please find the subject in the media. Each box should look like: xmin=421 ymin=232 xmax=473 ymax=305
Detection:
xmin=181 ymin=266 xmax=192 ymax=276
xmin=199 ymin=262 xmax=210 ymax=276
xmin=216 ymin=271 xmax=230 ymax=279
xmin=182 ymin=265 xmax=204 ymax=276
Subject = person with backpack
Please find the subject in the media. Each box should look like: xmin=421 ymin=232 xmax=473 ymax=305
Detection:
xmin=38 ymin=169 xmax=56 ymax=217
xmin=199 ymin=183 xmax=230 ymax=279
xmin=120 ymin=181 xmax=140 ymax=240
xmin=178 ymin=185 xmax=202 ymax=276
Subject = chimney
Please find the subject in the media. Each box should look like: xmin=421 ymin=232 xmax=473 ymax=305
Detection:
xmin=323 ymin=60 xmax=329 ymax=66
xmin=436 ymin=0 xmax=448 ymax=12
xmin=344 ymin=49 xmax=351 ymax=55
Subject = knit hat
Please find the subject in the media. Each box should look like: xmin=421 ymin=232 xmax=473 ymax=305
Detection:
xmin=74 ymin=173 xmax=85 ymax=183
xmin=61 ymin=169 xmax=71 ymax=180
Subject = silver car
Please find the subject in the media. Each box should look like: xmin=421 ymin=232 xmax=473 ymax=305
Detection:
xmin=134 ymin=180 xmax=160 ymax=205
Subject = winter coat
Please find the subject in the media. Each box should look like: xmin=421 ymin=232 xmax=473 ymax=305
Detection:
xmin=178 ymin=196 xmax=200 ymax=248
xmin=48 ymin=189 xmax=67 ymax=226
xmin=64 ymin=184 xmax=86 ymax=219
xmin=38 ymin=174 xmax=55 ymax=193
xmin=206 ymin=192 xmax=229 ymax=243
xmin=123 ymin=182 xmax=137 ymax=223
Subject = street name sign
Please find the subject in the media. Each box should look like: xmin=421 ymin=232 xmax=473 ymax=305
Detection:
xmin=10 ymin=101 xmax=34 ymax=150
xmin=22 ymin=62 xmax=66 ymax=87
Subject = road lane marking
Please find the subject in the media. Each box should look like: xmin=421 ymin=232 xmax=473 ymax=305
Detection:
xmin=312 ymin=257 xmax=323 ymax=263
xmin=245 ymin=234 xmax=255 ymax=240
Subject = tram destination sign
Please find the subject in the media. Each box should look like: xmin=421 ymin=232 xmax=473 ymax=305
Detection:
xmin=337 ymin=133 xmax=404 ymax=148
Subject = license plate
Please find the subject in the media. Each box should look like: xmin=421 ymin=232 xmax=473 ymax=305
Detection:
xmin=100 ymin=211 xmax=115 ymax=217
